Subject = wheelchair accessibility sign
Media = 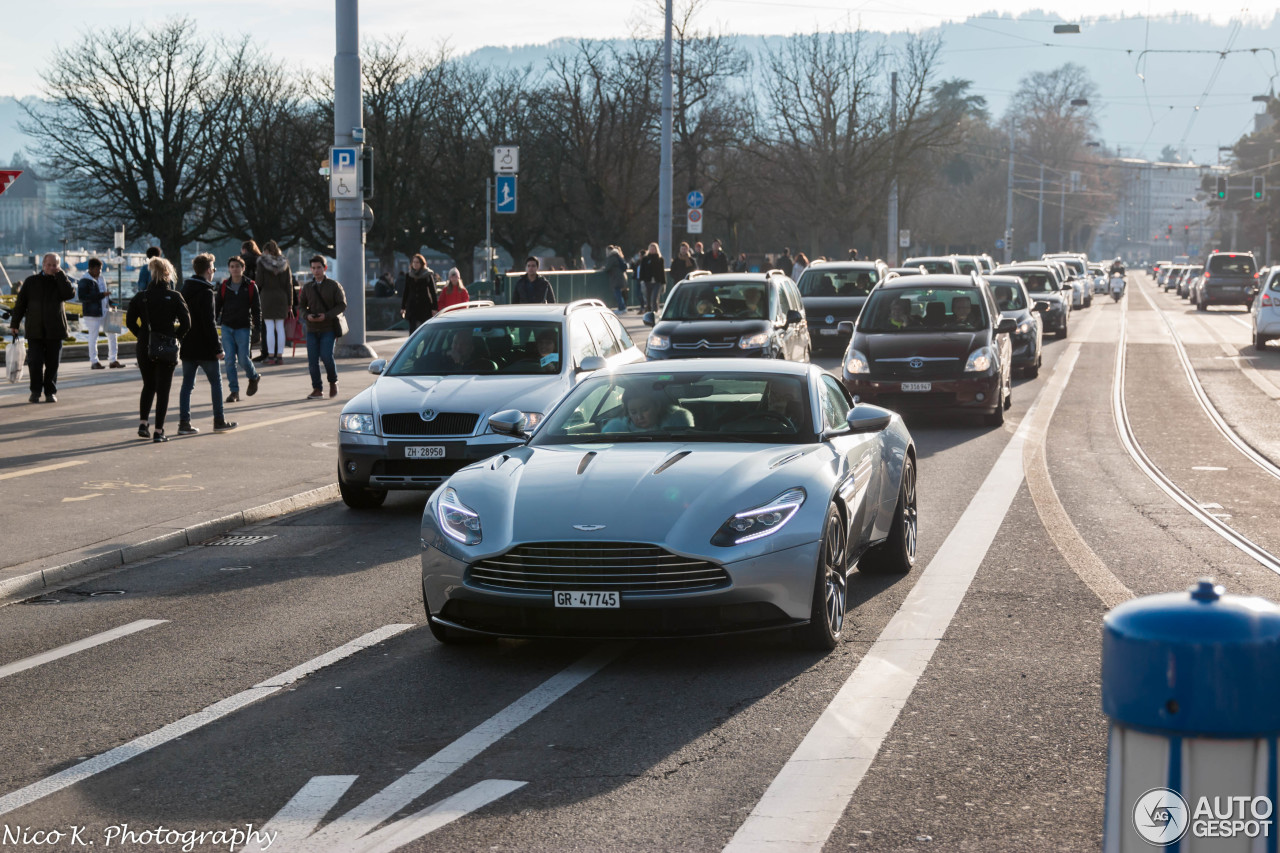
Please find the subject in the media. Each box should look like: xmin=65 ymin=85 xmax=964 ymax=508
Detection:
xmin=330 ymin=146 xmax=359 ymax=199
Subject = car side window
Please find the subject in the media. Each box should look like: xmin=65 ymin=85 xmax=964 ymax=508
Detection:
xmin=819 ymin=375 xmax=847 ymax=432
xmin=603 ymin=312 xmax=637 ymax=350
xmin=785 ymin=280 xmax=804 ymax=315
xmin=569 ymin=317 xmax=599 ymax=365
xmin=584 ymin=312 xmax=622 ymax=358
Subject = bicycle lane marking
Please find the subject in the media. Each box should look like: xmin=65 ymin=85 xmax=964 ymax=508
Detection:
xmin=724 ymin=331 xmax=1088 ymax=852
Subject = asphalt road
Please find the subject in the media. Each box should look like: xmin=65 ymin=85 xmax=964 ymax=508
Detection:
xmin=1 ymin=279 xmax=1278 ymax=851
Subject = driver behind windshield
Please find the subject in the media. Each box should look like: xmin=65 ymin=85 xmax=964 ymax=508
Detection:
xmin=444 ymin=329 xmax=488 ymax=370
xmin=738 ymin=287 xmax=766 ymax=318
xmin=603 ymin=387 xmax=695 ymax=433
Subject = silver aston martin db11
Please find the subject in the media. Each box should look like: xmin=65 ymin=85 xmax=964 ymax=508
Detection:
xmin=420 ymin=360 xmax=917 ymax=650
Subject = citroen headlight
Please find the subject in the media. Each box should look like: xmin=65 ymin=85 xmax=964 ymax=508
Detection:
xmin=965 ymin=346 xmax=994 ymax=373
xmin=436 ymin=488 xmax=482 ymax=544
xmin=339 ymin=413 xmax=376 ymax=435
xmin=738 ymin=331 xmax=770 ymax=349
xmin=845 ymin=349 xmax=870 ymax=374
xmin=647 ymin=333 xmax=670 ymax=352
xmin=712 ymin=488 xmax=806 ymax=546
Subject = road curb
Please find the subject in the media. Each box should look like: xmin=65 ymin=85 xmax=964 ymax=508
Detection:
xmin=0 ymin=483 xmax=340 ymax=606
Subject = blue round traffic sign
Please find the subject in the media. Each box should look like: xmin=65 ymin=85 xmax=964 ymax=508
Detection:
xmin=994 ymin=239 xmax=1005 ymax=250
xmin=686 ymin=190 xmax=704 ymax=209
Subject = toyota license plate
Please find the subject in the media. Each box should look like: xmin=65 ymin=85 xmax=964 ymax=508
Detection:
xmin=554 ymin=591 xmax=620 ymax=608
xmin=405 ymin=446 xmax=446 ymax=459
xmin=901 ymin=382 xmax=931 ymax=392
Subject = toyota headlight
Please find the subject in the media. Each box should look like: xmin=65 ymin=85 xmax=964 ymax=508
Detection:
xmin=647 ymin=333 xmax=670 ymax=352
xmin=339 ymin=413 xmax=376 ymax=435
xmin=845 ymin=349 xmax=870 ymax=374
xmin=738 ymin=331 xmax=770 ymax=349
xmin=965 ymin=346 xmax=994 ymax=373
xmin=713 ymin=488 xmax=806 ymax=546
xmin=436 ymin=488 xmax=482 ymax=545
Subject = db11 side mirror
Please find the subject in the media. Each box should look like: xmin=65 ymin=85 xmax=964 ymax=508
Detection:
xmin=487 ymin=409 xmax=528 ymax=437
xmin=996 ymin=317 xmax=1017 ymax=334
xmin=846 ymin=404 xmax=893 ymax=434
xmin=642 ymin=311 xmax=656 ymax=327
xmin=368 ymin=358 xmax=387 ymax=375
xmin=837 ymin=320 xmax=856 ymax=335
xmin=1032 ymin=301 xmax=1051 ymax=313
xmin=577 ymin=356 xmax=607 ymax=373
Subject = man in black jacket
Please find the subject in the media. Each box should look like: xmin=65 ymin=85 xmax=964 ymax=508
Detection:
xmin=512 ymin=257 xmax=555 ymax=304
xmin=704 ymin=239 xmax=730 ymax=274
xmin=215 ymin=256 xmax=262 ymax=402
xmin=178 ymin=255 xmax=237 ymax=434
xmin=9 ymin=253 xmax=74 ymax=403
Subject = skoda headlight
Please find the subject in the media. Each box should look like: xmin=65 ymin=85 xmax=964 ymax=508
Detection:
xmin=647 ymin=333 xmax=670 ymax=352
xmin=713 ymin=488 xmax=806 ymax=546
xmin=965 ymin=346 xmax=994 ymax=373
xmin=738 ymin=331 xmax=770 ymax=349
xmin=339 ymin=413 xmax=376 ymax=435
xmin=436 ymin=488 xmax=482 ymax=545
xmin=845 ymin=349 xmax=870 ymax=375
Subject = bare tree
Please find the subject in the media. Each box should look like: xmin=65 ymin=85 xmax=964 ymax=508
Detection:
xmin=22 ymin=17 xmax=251 ymax=263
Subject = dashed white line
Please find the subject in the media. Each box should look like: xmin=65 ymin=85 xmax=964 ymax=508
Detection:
xmin=0 ymin=619 xmax=168 ymax=680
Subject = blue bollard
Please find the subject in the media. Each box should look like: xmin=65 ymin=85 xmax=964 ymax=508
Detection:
xmin=1102 ymin=579 xmax=1280 ymax=852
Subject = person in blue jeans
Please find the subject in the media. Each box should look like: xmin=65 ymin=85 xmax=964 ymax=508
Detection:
xmin=177 ymin=254 xmax=237 ymax=434
xmin=298 ymin=255 xmax=347 ymax=399
xmin=215 ymin=256 xmax=262 ymax=403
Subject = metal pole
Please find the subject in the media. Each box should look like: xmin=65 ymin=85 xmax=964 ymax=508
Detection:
xmin=485 ymin=176 xmax=493 ymax=301
xmin=1058 ymin=180 xmax=1065 ymax=252
xmin=887 ymin=71 xmax=899 ymax=266
xmin=1004 ymin=120 xmax=1015 ymax=263
xmin=658 ymin=0 xmax=673 ymax=262
xmin=1037 ymin=163 xmax=1045 ymax=255
xmin=333 ymin=0 xmax=374 ymax=358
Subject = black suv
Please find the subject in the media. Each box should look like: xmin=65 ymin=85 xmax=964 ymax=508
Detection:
xmin=1199 ymin=252 xmax=1259 ymax=311
xmin=644 ymin=271 xmax=811 ymax=361
xmin=795 ymin=260 xmax=889 ymax=354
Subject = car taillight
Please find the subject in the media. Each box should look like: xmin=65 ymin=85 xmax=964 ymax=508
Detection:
xmin=1262 ymin=293 xmax=1273 ymax=305
xmin=1203 ymin=272 xmax=1210 ymax=279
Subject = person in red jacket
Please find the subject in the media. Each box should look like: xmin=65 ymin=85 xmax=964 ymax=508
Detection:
xmin=437 ymin=268 xmax=469 ymax=311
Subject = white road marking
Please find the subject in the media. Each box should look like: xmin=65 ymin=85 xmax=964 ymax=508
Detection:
xmin=353 ymin=780 xmax=527 ymax=853
xmin=0 ymin=619 xmax=168 ymax=681
xmin=60 ymin=493 xmax=102 ymax=503
xmin=1192 ymin=466 xmax=1229 ymax=471
xmin=0 ymin=460 xmax=86 ymax=481
xmin=235 ymin=412 xmax=325 ymax=432
xmin=261 ymin=776 xmax=358 ymax=841
xmin=271 ymin=644 xmax=624 ymax=852
xmin=0 ymin=623 xmax=412 ymax=817
xmin=725 ymin=345 xmax=1080 ymax=852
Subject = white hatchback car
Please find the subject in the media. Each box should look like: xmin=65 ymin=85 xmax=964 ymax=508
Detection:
xmin=1252 ymin=266 xmax=1280 ymax=350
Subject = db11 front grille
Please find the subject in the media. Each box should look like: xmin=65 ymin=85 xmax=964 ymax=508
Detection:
xmin=468 ymin=542 xmax=730 ymax=594
xmin=381 ymin=412 xmax=479 ymax=436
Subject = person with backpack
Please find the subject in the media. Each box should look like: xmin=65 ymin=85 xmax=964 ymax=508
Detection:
xmin=9 ymin=252 xmax=75 ymax=403
xmin=256 ymin=241 xmax=294 ymax=365
xmin=126 ymin=257 xmax=190 ymax=442
xmin=78 ymin=257 xmax=124 ymax=369
xmin=215 ymin=256 xmax=262 ymax=403
xmin=177 ymin=254 xmax=236 ymax=435
xmin=298 ymin=255 xmax=347 ymax=399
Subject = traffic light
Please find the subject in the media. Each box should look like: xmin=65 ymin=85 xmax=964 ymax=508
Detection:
xmin=1167 ymin=224 xmax=1173 ymax=235
xmin=1216 ymin=176 xmax=1228 ymax=200
xmin=361 ymin=146 xmax=374 ymax=200
xmin=1184 ymin=225 xmax=1190 ymax=233
xmin=1253 ymin=175 xmax=1265 ymax=202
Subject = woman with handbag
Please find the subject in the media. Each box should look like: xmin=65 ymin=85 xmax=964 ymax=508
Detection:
xmin=399 ymin=253 xmax=438 ymax=331
xmin=256 ymin=241 xmax=294 ymax=365
xmin=126 ymin=257 xmax=191 ymax=442
xmin=298 ymin=255 xmax=347 ymax=399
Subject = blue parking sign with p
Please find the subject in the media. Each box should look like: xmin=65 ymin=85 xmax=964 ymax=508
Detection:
xmin=333 ymin=148 xmax=356 ymax=169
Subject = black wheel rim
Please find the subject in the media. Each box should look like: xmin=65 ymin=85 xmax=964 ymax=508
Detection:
xmin=902 ymin=461 xmax=918 ymax=562
xmin=823 ymin=515 xmax=846 ymax=637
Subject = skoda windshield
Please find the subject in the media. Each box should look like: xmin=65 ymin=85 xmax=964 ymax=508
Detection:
xmin=387 ymin=320 xmax=563 ymax=376
xmin=532 ymin=372 xmax=814 ymax=445
xmin=858 ymin=287 xmax=989 ymax=333
xmin=663 ymin=280 xmax=773 ymax=321
xmin=797 ymin=268 xmax=879 ymax=297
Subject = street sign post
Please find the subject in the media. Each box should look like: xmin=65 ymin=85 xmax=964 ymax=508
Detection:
xmin=687 ymin=208 xmax=703 ymax=234
xmin=496 ymin=174 xmax=518 ymax=214
xmin=0 ymin=170 xmax=22 ymax=197
xmin=494 ymin=146 xmax=519 ymax=174
xmin=686 ymin=190 xmax=703 ymax=209
xmin=898 ymin=229 xmax=910 ymax=249
xmin=329 ymin=147 xmax=359 ymax=199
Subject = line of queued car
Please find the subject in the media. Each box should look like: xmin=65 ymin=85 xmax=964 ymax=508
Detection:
xmin=341 ymin=251 xmax=1086 ymax=649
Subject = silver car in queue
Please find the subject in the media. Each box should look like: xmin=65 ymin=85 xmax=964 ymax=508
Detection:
xmin=420 ymin=360 xmax=918 ymax=651
xmin=337 ymin=299 xmax=645 ymax=508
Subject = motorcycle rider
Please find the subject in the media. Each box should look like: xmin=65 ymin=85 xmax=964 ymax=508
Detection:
xmin=1110 ymin=258 xmax=1126 ymax=300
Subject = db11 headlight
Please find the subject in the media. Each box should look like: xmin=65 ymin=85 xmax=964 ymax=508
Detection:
xmin=965 ymin=346 xmax=993 ymax=373
xmin=712 ymin=488 xmax=806 ymax=546
xmin=738 ymin=331 xmax=770 ymax=349
xmin=647 ymin=334 xmax=670 ymax=351
xmin=436 ymin=488 xmax=482 ymax=545
xmin=339 ymin=413 xmax=376 ymax=435
xmin=845 ymin=349 xmax=870 ymax=374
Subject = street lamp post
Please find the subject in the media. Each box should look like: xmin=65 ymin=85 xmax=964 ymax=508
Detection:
xmin=333 ymin=0 xmax=374 ymax=358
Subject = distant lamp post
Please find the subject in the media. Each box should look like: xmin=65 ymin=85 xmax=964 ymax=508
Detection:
xmin=1054 ymin=24 xmax=1081 ymax=33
